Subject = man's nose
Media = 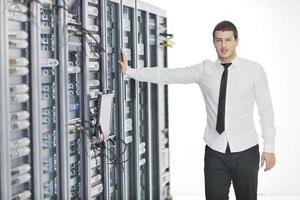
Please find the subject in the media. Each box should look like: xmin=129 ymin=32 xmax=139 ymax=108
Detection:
xmin=221 ymin=40 xmax=226 ymax=48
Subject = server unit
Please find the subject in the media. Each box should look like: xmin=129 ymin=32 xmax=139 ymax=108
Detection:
xmin=0 ymin=0 xmax=172 ymax=199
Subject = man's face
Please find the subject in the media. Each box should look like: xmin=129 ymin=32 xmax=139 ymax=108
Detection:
xmin=213 ymin=30 xmax=239 ymax=63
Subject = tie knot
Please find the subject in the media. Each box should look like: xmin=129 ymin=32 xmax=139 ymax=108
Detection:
xmin=221 ymin=63 xmax=232 ymax=70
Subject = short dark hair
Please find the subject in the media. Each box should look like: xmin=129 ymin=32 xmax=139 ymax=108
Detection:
xmin=213 ymin=21 xmax=238 ymax=40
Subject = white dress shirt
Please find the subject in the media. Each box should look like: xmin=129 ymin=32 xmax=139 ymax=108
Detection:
xmin=125 ymin=56 xmax=276 ymax=153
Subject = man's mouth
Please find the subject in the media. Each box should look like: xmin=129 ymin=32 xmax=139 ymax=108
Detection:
xmin=220 ymin=49 xmax=228 ymax=54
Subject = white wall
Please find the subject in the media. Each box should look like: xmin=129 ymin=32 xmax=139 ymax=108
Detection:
xmin=145 ymin=0 xmax=300 ymax=196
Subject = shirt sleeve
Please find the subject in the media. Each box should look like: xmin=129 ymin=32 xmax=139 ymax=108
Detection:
xmin=124 ymin=63 xmax=204 ymax=85
xmin=254 ymin=65 xmax=276 ymax=153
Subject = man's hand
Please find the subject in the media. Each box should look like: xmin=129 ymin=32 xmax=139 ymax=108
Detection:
xmin=260 ymin=152 xmax=276 ymax=172
xmin=118 ymin=48 xmax=128 ymax=74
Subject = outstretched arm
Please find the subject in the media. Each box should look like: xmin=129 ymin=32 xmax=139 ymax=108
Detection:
xmin=118 ymin=48 xmax=203 ymax=85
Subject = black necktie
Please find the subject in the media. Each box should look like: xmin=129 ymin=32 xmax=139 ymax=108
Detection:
xmin=216 ymin=63 xmax=232 ymax=134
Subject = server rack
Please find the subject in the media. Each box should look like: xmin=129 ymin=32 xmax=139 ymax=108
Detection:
xmin=120 ymin=0 xmax=137 ymax=199
xmin=7 ymin=1 xmax=33 ymax=199
xmin=82 ymin=0 xmax=104 ymax=199
xmin=31 ymin=1 xmax=61 ymax=199
xmin=0 ymin=0 xmax=12 ymax=199
xmin=145 ymin=5 xmax=171 ymax=199
xmin=135 ymin=5 xmax=149 ymax=200
xmin=156 ymin=13 xmax=172 ymax=200
xmin=0 ymin=0 xmax=172 ymax=199
xmin=104 ymin=0 xmax=122 ymax=199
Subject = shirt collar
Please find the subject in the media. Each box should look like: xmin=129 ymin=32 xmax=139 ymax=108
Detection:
xmin=215 ymin=56 xmax=240 ymax=70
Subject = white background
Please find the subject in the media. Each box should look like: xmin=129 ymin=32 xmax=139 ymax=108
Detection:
xmin=144 ymin=0 xmax=300 ymax=197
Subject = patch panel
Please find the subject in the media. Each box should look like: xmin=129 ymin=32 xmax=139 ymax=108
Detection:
xmin=42 ymin=133 xmax=52 ymax=148
xmin=70 ymin=164 xmax=80 ymax=177
xmin=68 ymin=75 xmax=81 ymax=96
xmin=69 ymin=51 xmax=81 ymax=66
xmin=41 ymin=34 xmax=55 ymax=51
xmin=70 ymin=147 xmax=80 ymax=157
xmin=40 ymin=8 xmax=55 ymax=27
xmin=42 ymin=157 xmax=53 ymax=172
xmin=43 ymin=181 xmax=55 ymax=198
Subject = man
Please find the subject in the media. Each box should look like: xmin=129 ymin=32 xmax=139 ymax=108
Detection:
xmin=118 ymin=21 xmax=276 ymax=200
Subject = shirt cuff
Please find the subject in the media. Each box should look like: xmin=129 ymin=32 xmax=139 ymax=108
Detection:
xmin=263 ymin=142 xmax=275 ymax=153
xmin=124 ymin=67 xmax=134 ymax=77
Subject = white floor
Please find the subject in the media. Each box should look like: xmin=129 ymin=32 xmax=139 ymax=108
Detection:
xmin=173 ymin=195 xmax=300 ymax=200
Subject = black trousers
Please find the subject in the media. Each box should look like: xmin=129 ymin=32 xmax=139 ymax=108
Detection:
xmin=204 ymin=144 xmax=259 ymax=200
